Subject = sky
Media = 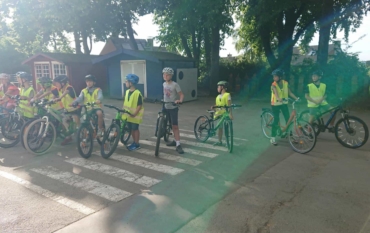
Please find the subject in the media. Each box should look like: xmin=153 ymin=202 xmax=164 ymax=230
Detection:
xmin=90 ymin=13 xmax=370 ymax=61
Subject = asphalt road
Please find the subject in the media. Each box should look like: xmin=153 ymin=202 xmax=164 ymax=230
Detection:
xmin=1 ymin=97 xmax=369 ymax=233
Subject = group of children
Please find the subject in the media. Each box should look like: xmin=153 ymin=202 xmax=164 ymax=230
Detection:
xmin=0 ymin=66 xmax=330 ymax=153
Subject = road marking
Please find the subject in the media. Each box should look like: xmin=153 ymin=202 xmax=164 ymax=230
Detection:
xmin=65 ymin=158 xmax=161 ymax=187
xmin=151 ymin=137 xmax=228 ymax=152
xmin=141 ymin=124 xmax=248 ymax=141
xmin=31 ymin=166 xmax=132 ymax=202
xmin=0 ymin=170 xmax=95 ymax=215
xmin=139 ymin=140 xmax=218 ymax=158
xmin=94 ymin=152 xmax=184 ymax=175
xmin=134 ymin=148 xmax=202 ymax=166
xmin=179 ymin=133 xmax=242 ymax=146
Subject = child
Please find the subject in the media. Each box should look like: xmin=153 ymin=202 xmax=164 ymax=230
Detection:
xmin=305 ymin=70 xmax=335 ymax=131
xmin=212 ymin=81 xmax=232 ymax=146
xmin=162 ymin=67 xmax=184 ymax=154
xmin=53 ymin=75 xmax=79 ymax=145
xmin=72 ymin=75 xmax=104 ymax=137
xmin=123 ymin=74 xmax=144 ymax=151
xmin=33 ymin=76 xmax=62 ymax=110
xmin=16 ymin=72 xmax=35 ymax=119
xmin=0 ymin=73 xmax=19 ymax=110
xmin=270 ymin=69 xmax=298 ymax=145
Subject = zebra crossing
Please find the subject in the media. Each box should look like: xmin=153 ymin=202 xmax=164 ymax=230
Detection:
xmin=0 ymin=129 xmax=247 ymax=217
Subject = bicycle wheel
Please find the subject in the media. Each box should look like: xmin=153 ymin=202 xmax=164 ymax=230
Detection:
xmin=163 ymin=118 xmax=171 ymax=142
xmin=120 ymin=122 xmax=131 ymax=145
xmin=334 ymin=116 xmax=369 ymax=149
xmin=77 ymin=124 xmax=94 ymax=158
xmin=0 ymin=116 xmax=25 ymax=148
xmin=23 ymin=119 xmax=56 ymax=155
xmin=299 ymin=110 xmax=321 ymax=136
xmin=224 ymin=120 xmax=233 ymax=153
xmin=287 ymin=119 xmax=316 ymax=154
xmin=155 ymin=116 xmax=164 ymax=157
xmin=194 ymin=115 xmax=210 ymax=142
xmin=101 ymin=123 xmax=120 ymax=159
xmin=261 ymin=111 xmax=274 ymax=139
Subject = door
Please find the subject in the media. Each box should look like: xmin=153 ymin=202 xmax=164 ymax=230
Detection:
xmin=176 ymin=68 xmax=198 ymax=102
xmin=120 ymin=60 xmax=147 ymax=98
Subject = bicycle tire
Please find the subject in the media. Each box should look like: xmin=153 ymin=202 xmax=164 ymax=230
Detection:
xmin=261 ymin=111 xmax=274 ymax=139
xmin=194 ymin=115 xmax=210 ymax=142
xmin=77 ymin=124 xmax=94 ymax=159
xmin=21 ymin=118 xmax=40 ymax=150
xmin=0 ymin=117 xmax=25 ymax=148
xmin=334 ymin=116 xmax=369 ymax=149
xmin=101 ymin=123 xmax=121 ymax=159
xmin=120 ymin=122 xmax=131 ymax=145
xmin=23 ymin=119 xmax=56 ymax=155
xmin=299 ymin=110 xmax=321 ymax=137
xmin=224 ymin=120 xmax=233 ymax=153
xmin=155 ymin=116 xmax=164 ymax=157
xmin=287 ymin=119 xmax=316 ymax=154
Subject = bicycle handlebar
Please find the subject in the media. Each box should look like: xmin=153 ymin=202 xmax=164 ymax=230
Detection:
xmin=104 ymin=104 xmax=132 ymax=115
xmin=154 ymin=99 xmax=182 ymax=106
xmin=212 ymin=104 xmax=242 ymax=109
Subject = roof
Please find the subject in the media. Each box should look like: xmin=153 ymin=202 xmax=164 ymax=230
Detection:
xmin=291 ymin=44 xmax=341 ymax=65
xmin=110 ymin=38 xmax=167 ymax=52
xmin=92 ymin=48 xmax=194 ymax=64
xmin=22 ymin=52 xmax=100 ymax=65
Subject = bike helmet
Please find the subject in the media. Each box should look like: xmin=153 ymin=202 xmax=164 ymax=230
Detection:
xmin=16 ymin=72 xmax=33 ymax=81
xmin=271 ymin=69 xmax=284 ymax=78
xmin=162 ymin=67 xmax=174 ymax=75
xmin=125 ymin=74 xmax=139 ymax=85
xmin=37 ymin=76 xmax=53 ymax=87
xmin=0 ymin=73 xmax=9 ymax=79
xmin=54 ymin=75 xmax=69 ymax=84
xmin=85 ymin=74 xmax=96 ymax=82
xmin=312 ymin=70 xmax=323 ymax=77
xmin=217 ymin=80 xmax=229 ymax=88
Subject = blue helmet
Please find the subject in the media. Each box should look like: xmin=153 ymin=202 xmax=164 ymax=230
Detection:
xmin=126 ymin=74 xmax=139 ymax=85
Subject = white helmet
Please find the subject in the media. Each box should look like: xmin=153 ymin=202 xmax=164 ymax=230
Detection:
xmin=162 ymin=67 xmax=174 ymax=75
xmin=0 ymin=73 xmax=10 ymax=79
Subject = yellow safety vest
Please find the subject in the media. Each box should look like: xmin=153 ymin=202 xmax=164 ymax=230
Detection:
xmin=123 ymin=89 xmax=144 ymax=124
xmin=0 ymin=85 xmax=4 ymax=98
xmin=82 ymin=87 xmax=102 ymax=109
xmin=60 ymin=84 xmax=78 ymax=112
xmin=271 ymin=80 xmax=288 ymax=106
xmin=43 ymin=87 xmax=63 ymax=110
xmin=19 ymin=86 xmax=35 ymax=118
xmin=307 ymin=83 xmax=328 ymax=108
xmin=214 ymin=92 xmax=230 ymax=118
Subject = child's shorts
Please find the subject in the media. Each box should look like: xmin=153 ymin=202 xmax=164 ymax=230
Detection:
xmin=127 ymin=122 xmax=139 ymax=131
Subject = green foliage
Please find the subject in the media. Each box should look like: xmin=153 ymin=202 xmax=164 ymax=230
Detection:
xmin=0 ymin=37 xmax=29 ymax=73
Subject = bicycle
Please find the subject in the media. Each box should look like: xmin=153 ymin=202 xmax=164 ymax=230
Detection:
xmin=100 ymin=104 xmax=131 ymax=159
xmin=75 ymin=102 xmax=105 ymax=158
xmin=299 ymin=102 xmax=369 ymax=149
xmin=194 ymin=104 xmax=241 ymax=153
xmin=22 ymin=100 xmax=78 ymax=155
xmin=154 ymin=100 xmax=180 ymax=157
xmin=260 ymin=98 xmax=317 ymax=154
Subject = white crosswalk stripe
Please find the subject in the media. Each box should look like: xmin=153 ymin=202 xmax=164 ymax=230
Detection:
xmin=65 ymin=158 xmax=161 ymax=187
xmin=93 ymin=152 xmax=184 ymax=175
xmin=0 ymin=170 xmax=95 ymax=215
xmin=31 ymin=166 xmax=132 ymax=202
xmin=179 ymin=133 xmax=242 ymax=146
xmin=139 ymin=140 xmax=218 ymax=158
xmin=151 ymin=137 xmax=228 ymax=152
xmin=133 ymin=148 xmax=202 ymax=166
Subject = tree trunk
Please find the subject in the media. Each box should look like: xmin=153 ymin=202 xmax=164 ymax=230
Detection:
xmin=73 ymin=31 xmax=82 ymax=54
xmin=81 ymin=31 xmax=91 ymax=55
xmin=204 ymin=27 xmax=211 ymax=73
xmin=260 ymin=27 xmax=277 ymax=69
xmin=180 ymin=34 xmax=193 ymax=58
xmin=210 ymin=25 xmax=220 ymax=94
xmin=125 ymin=15 xmax=138 ymax=50
xmin=317 ymin=0 xmax=334 ymax=69
xmin=195 ymin=30 xmax=202 ymax=69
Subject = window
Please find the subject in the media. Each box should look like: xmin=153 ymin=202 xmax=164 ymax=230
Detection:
xmin=35 ymin=63 xmax=50 ymax=78
xmin=53 ymin=63 xmax=67 ymax=77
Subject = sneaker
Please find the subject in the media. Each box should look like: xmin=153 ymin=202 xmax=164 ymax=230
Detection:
xmin=61 ymin=137 xmax=72 ymax=146
xmin=166 ymin=140 xmax=176 ymax=147
xmin=127 ymin=143 xmax=141 ymax=151
xmin=176 ymin=145 xmax=184 ymax=154
xmin=270 ymin=137 xmax=277 ymax=146
xmin=213 ymin=141 xmax=222 ymax=146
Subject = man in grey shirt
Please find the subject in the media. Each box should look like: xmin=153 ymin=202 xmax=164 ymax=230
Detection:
xmin=162 ymin=67 xmax=184 ymax=154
